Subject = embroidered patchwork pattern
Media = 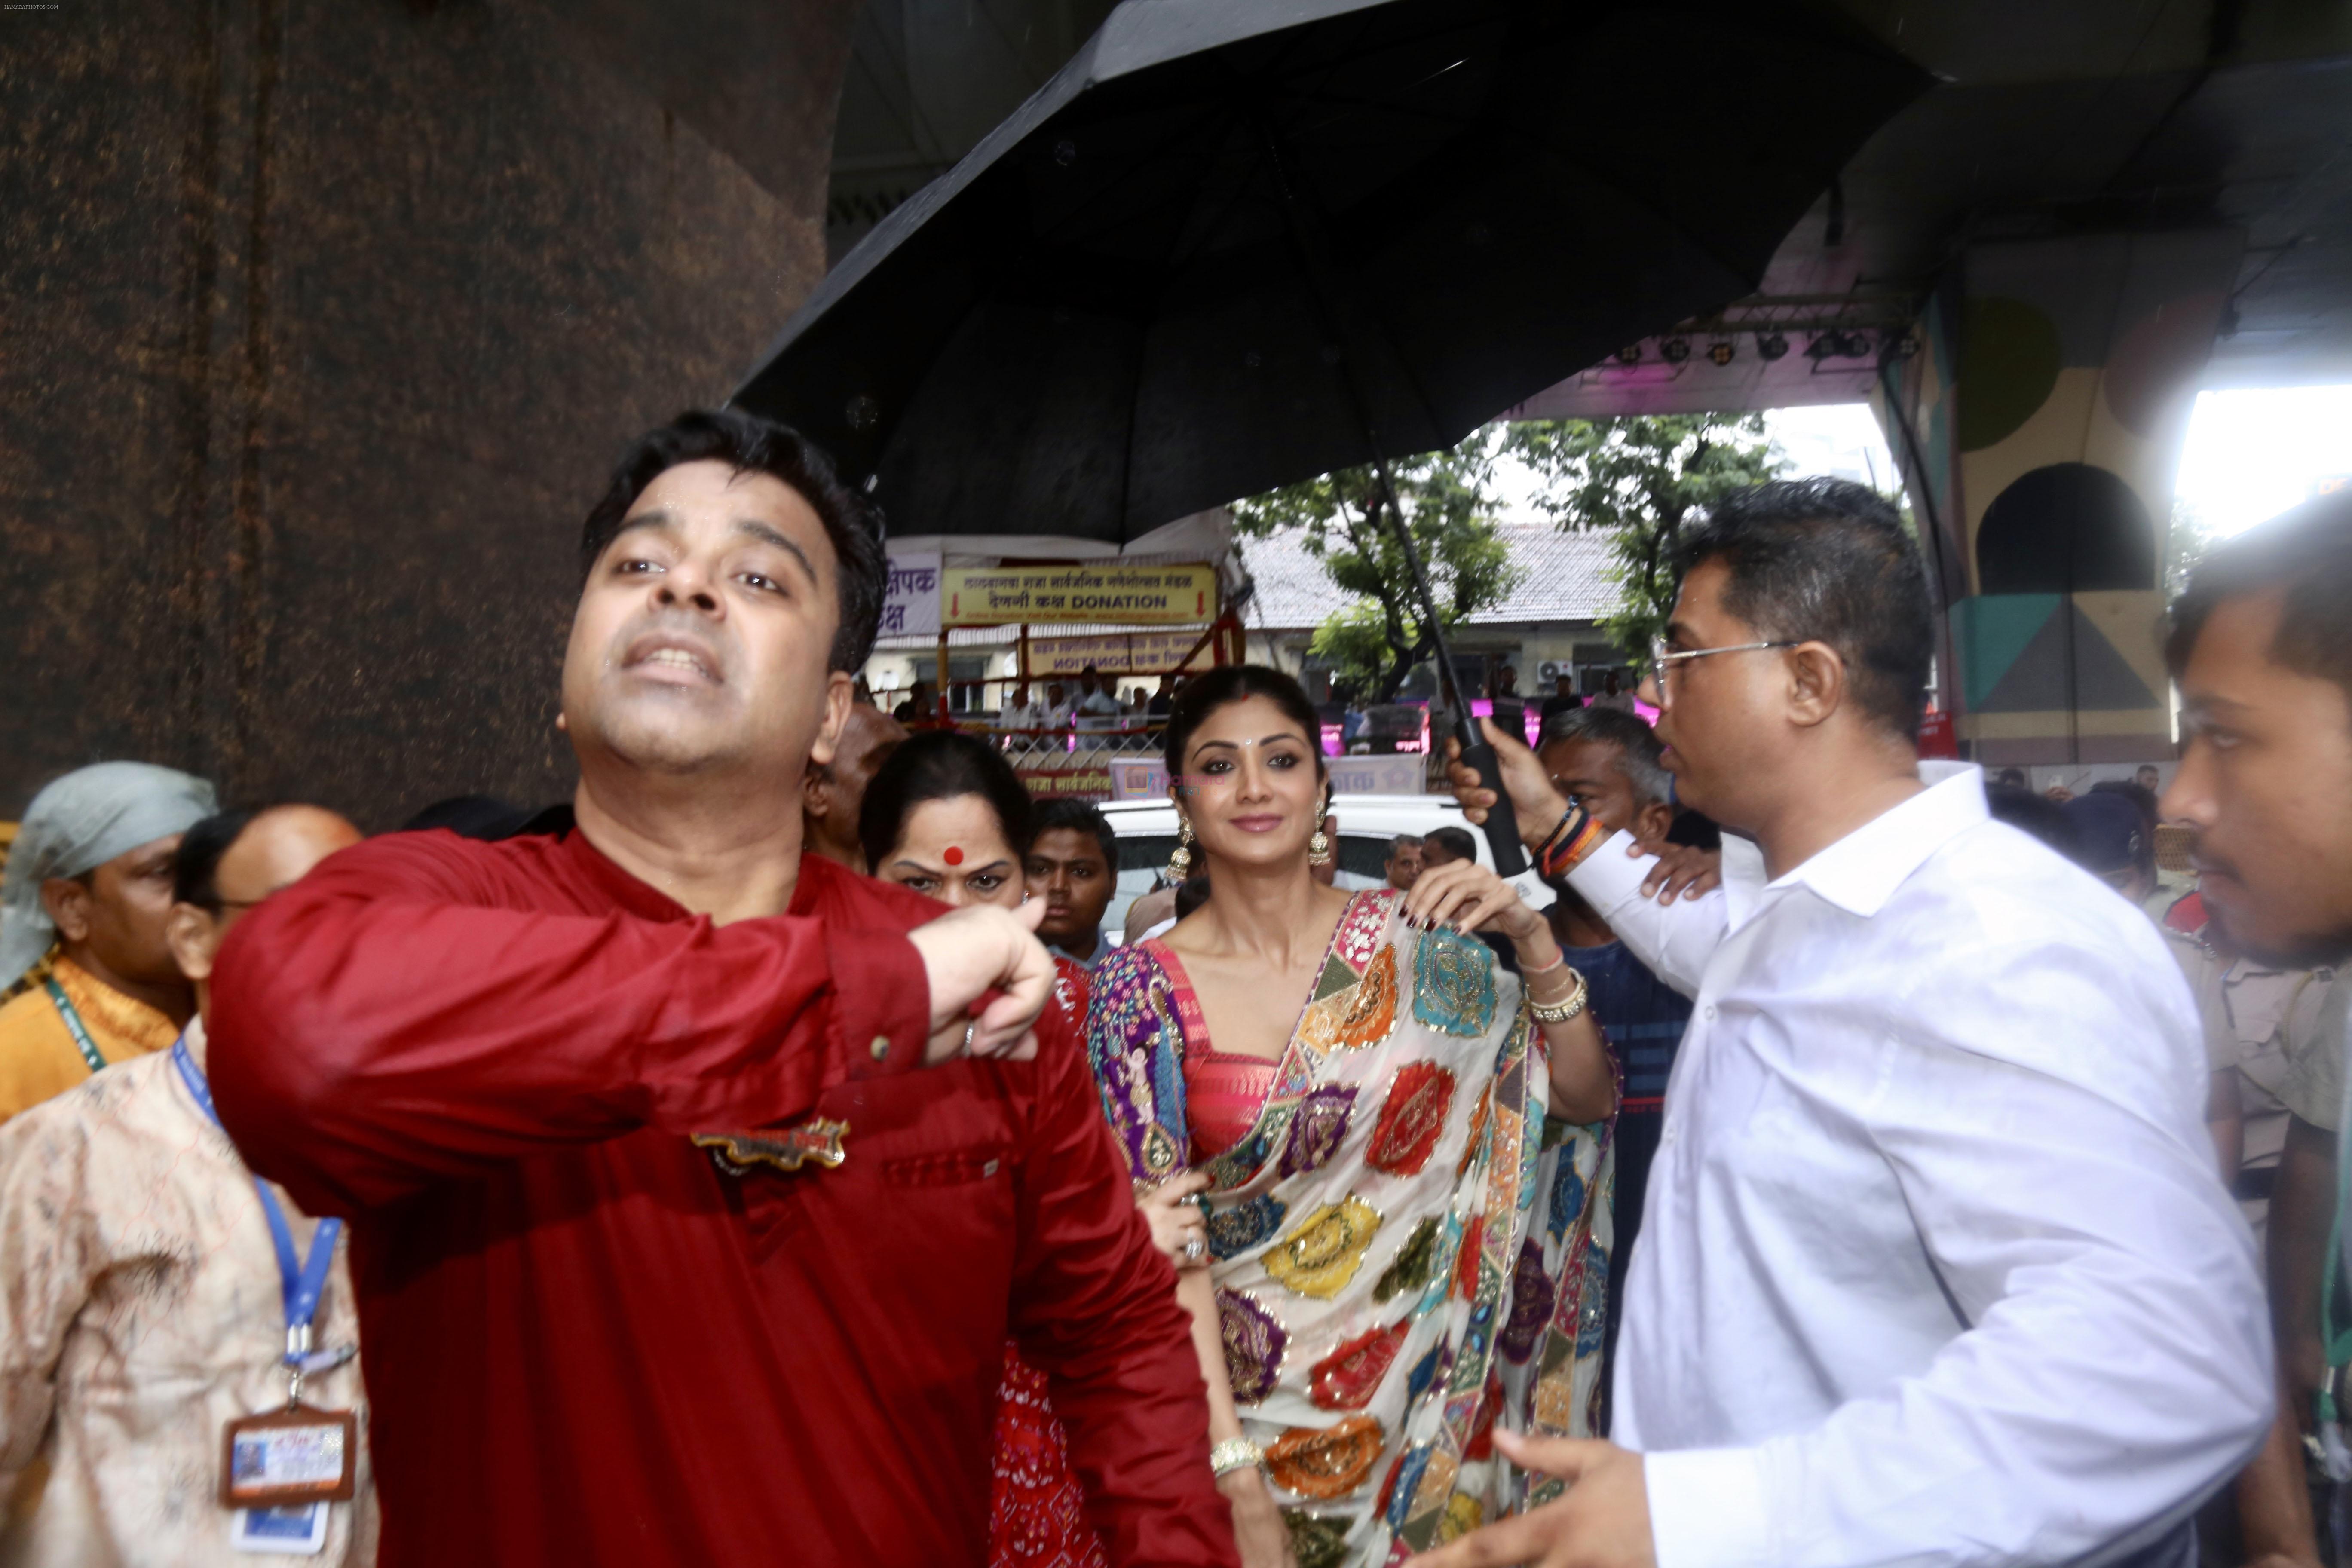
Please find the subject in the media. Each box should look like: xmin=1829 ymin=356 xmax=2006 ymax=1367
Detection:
xmin=1267 ymin=1414 xmax=1387 ymax=1500
xmin=1410 ymin=929 xmax=1496 ymax=1038
xmin=1265 ymin=1195 xmax=1384 ymax=1300
xmin=1308 ymin=1320 xmax=1411 ymax=1411
xmin=1217 ymin=1287 xmax=1288 ymax=1404
xmin=1366 ymin=1061 xmax=1455 ymax=1176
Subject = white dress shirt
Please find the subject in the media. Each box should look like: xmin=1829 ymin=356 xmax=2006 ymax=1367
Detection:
xmin=1568 ymin=762 xmax=2270 ymax=1568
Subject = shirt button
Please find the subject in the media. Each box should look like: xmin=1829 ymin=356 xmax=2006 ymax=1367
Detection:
xmin=870 ymin=1035 xmax=891 ymax=1062
xmin=1704 ymin=1005 xmax=1717 ymax=1021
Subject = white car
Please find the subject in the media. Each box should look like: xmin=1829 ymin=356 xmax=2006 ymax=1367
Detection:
xmin=1096 ymin=791 xmax=1536 ymax=940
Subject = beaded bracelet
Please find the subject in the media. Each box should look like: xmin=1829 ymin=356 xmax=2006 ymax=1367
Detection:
xmin=1536 ymin=803 xmax=1606 ymax=883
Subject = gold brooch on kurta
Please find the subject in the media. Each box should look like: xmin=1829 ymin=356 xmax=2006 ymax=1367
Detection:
xmin=692 ymin=1119 xmax=849 ymax=1174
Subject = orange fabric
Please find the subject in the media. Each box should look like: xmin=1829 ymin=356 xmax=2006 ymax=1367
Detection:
xmin=0 ymin=956 xmax=178 ymax=1123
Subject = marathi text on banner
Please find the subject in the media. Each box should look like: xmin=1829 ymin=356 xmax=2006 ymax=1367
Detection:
xmin=1017 ymin=764 xmax=1117 ymax=800
xmin=1029 ymin=631 xmax=1215 ymax=677
xmin=879 ymin=552 xmax=941 ymax=639
xmin=943 ymin=562 xmax=1216 ymax=628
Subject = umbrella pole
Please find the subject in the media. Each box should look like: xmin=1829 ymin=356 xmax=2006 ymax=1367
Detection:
xmin=1259 ymin=124 xmax=1527 ymax=874
xmin=1362 ymin=455 xmax=1527 ymax=876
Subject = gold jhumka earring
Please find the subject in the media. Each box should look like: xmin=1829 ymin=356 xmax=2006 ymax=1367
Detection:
xmin=1166 ymin=819 xmax=1195 ymax=881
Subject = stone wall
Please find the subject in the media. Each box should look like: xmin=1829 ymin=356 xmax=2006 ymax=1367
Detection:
xmin=0 ymin=0 xmax=857 ymax=824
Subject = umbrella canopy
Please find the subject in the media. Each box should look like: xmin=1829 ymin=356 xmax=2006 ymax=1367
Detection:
xmin=733 ymin=0 xmax=1929 ymax=546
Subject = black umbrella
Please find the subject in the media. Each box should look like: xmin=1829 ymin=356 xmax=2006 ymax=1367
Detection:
xmin=734 ymin=0 xmax=1927 ymax=869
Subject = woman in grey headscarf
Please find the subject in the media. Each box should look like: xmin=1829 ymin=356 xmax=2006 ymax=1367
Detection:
xmin=0 ymin=762 xmax=216 ymax=1119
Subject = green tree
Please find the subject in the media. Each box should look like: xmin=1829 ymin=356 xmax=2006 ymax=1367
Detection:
xmin=1230 ymin=429 xmax=1519 ymax=701
xmin=1506 ymin=413 xmax=1784 ymax=660
xmin=2165 ymin=494 xmax=2219 ymax=601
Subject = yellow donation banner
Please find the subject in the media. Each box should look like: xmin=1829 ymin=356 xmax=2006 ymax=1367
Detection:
xmin=942 ymin=562 xmax=1217 ymax=627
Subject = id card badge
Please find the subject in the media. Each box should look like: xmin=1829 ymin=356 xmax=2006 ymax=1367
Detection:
xmin=221 ymin=1405 xmax=358 ymax=1509
xmin=231 ymin=1501 xmax=331 ymax=1555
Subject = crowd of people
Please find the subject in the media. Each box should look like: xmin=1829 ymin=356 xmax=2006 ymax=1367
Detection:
xmin=0 ymin=404 xmax=2346 ymax=1568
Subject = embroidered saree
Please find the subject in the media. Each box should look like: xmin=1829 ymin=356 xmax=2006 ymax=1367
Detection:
xmin=1085 ymin=889 xmax=1614 ymax=1567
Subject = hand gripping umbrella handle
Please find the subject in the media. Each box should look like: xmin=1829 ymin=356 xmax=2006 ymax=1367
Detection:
xmin=1456 ymin=740 xmax=1527 ymax=877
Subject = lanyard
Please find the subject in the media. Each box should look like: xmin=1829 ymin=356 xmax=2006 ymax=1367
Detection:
xmin=42 ymin=978 xmax=108 ymax=1075
xmin=171 ymin=1037 xmax=344 ymax=1392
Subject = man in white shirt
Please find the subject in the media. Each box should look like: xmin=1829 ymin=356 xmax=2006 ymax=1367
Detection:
xmin=997 ymin=683 xmax=1048 ymax=735
xmin=1073 ymin=665 xmax=1125 ymax=729
xmin=1040 ymin=680 xmax=1074 ymax=731
xmin=1422 ymin=477 xmax=2269 ymax=1568
xmin=1587 ymin=669 xmax=1636 ymax=713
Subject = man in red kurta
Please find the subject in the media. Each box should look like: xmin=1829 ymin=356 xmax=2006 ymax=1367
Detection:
xmin=208 ymin=410 xmax=1234 ymax=1568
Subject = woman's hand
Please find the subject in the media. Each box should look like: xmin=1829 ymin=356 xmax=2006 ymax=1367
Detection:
xmin=1219 ymin=1468 xmax=1298 ymax=1568
xmin=1138 ymin=1170 xmax=1213 ymax=1272
xmin=1403 ymin=858 xmax=1554 ymax=964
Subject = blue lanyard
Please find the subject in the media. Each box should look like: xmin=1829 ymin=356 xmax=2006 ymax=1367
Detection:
xmin=172 ymin=1036 xmax=343 ymax=1363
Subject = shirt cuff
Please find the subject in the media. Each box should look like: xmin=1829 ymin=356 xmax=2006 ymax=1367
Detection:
xmin=1643 ymin=1446 xmax=1773 ymax=1568
xmin=1561 ymin=828 xmax=1644 ymax=913
xmin=824 ymin=929 xmax=931 ymax=1081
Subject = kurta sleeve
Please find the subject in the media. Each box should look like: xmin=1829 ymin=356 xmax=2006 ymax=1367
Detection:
xmin=208 ymin=832 xmax=934 ymax=1215
xmin=0 ymin=1097 xmax=100 ymax=1485
xmin=1007 ymin=1011 xmax=1237 ymax=1568
xmin=1084 ymin=944 xmax=1191 ymax=1183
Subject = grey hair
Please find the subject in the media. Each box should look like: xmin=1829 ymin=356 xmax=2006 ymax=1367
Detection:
xmin=1539 ymin=706 xmax=1671 ymax=807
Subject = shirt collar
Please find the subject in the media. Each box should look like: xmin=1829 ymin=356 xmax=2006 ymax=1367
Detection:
xmin=1765 ymin=761 xmax=1988 ymax=920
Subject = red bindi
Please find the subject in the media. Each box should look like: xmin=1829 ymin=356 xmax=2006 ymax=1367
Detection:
xmin=943 ymin=846 xmax=964 ymax=866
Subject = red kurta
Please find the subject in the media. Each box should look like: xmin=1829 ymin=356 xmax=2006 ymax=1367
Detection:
xmin=208 ymin=827 xmax=1234 ymax=1568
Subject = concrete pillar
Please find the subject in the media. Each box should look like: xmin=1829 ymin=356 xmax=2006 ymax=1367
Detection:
xmin=0 ymin=0 xmax=861 ymax=824
xmin=1876 ymin=230 xmax=2242 ymax=764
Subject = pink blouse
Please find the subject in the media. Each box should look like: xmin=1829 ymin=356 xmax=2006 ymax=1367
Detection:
xmin=1142 ymin=940 xmax=1280 ymax=1161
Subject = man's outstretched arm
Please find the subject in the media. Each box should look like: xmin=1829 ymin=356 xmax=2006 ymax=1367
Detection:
xmin=209 ymin=833 xmax=1049 ymax=1214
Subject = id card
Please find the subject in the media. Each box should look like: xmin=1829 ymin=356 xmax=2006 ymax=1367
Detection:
xmin=221 ymin=1406 xmax=358 ymax=1507
xmin=231 ymin=1501 xmax=329 ymax=1555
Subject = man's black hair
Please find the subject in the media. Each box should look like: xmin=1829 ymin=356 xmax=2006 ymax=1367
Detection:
xmin=1033 ymin=797 xmax=1117 ymax=868
xmin=1985 ymin=783 xmax=2080 ymax=863
xmin=2167 ymin=488 xmax=2352 ymax=700
xmin=1424 ymin=826 xmax=1479 ymax=864
xmin=1674 ymin=477 xmax=1933 ymax=742
xmin=578 ymin=409 xmax=887 ymax=673
xmin=1539 ymin=705 xmax=1671 ymax=807
xmin=172 ymin=808 xmax=263 ymax=910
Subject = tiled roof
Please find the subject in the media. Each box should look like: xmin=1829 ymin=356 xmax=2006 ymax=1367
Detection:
xmin=1237 ymin=523 xmax=1623 ymax=632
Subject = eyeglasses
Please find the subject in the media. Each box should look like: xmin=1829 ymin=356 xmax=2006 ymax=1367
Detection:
xmin=1644 ymin=636 xmax=1803 ymax=710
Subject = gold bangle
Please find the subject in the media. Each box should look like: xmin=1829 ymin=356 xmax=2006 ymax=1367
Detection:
xmin=1209 ymin=1438 xmax=1265 ymax=1478
xmin=1528 ymin=969 xmax=1587 ymax=1024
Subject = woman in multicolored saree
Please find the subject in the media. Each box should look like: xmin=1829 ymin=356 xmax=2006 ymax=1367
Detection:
xmin=1086 ymin=667 xmax=1619 ymax=1568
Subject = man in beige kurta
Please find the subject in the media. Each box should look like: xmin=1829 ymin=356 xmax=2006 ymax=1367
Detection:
xmin=0 ymin=804 xmax=374 ymax=1565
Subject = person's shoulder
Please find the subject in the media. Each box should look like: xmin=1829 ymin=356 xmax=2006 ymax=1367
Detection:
xmin=1908 ymin=819 xmax=2198 ymax=1032
xmin=1087 ymin=938 xmax=1172 ymax=1007
xmin=0 ymin=982 xmax=57 ymax=1041
xmin=0 ymin=1046 xmax=176 ymax=1170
